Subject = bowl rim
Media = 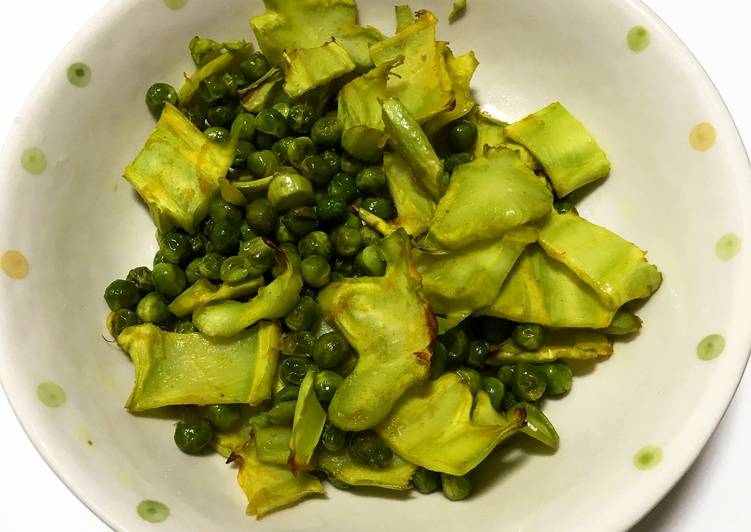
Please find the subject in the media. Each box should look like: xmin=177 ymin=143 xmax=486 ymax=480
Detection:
xmin=0 ymin=0 xmax=750 ymax=530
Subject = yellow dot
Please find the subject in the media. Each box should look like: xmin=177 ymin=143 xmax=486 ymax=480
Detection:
xmin=690 ymin=122 xmax=716 ymax=151
xmin=1 ymin=250 xmax=29 ymax=279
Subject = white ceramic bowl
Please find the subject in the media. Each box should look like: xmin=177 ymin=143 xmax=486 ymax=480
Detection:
xmin=1 ymin=0 xmax=750 ymax=530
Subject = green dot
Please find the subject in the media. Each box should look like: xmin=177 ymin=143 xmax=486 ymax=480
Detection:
xmin=627 ymin=26 xmax=651 ymax=53
xmin=163 ymin=0 xmax=188 ymax=10
xmin=137 ymin=500 xmax=170 ymax=523
xmin=21 ymin=148 xmax=47 ymax=175
xmin=37 ymin=382 xmax=66 ymax=408
xmin=697 ymin=334 xmax=725 ymax=361
xmin=715 ymin=233 xmax=741 ymax=261
xmin=67 ymin=63 xmax=91 ymax=88
xmin=633 ymin=446 xmax=662 ymax=470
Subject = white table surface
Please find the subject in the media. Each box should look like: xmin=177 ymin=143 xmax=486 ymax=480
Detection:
xmin=0 ymin=1 xmax=749 ymax=530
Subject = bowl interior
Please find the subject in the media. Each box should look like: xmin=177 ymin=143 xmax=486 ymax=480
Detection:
xmin=1 ymin=0 xmax=750 ymax=530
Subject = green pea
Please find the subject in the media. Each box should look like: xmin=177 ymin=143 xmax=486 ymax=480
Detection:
xmin=466 ymin=340 xmax=489 ymax=370
xmin=502 ymin=390 xmax=519 ymax=411
xmin=159 ymin=231 xmax=192 ymax=265
xmin=456 ymin=367 xmax=481 ymax=395
xmin=206 ymin=105 xmax=235 ymax=128
xmin=174 ymin=418 xmax=213 ymax=454
xmin=152 ymin=263 xmax=187 ymax=298
xmin=136 ymin=292 xmax=171 ymax=325
xmin=239 ymin=222 xmax=257 ymax=242
xmin=512 ymin=362 xmax=547 ymax=402
xmin=311 ymin=116 xmax=343 ymax=148
xmin=332 ymin=225 xmax=363 ymax=257
xmin=314 ymin=370 xmax=344 ymax=403
xmin=481 ymin=376 xmax=506 ymax=411
xmin=356 ymin=167 xmax=387 ymax=193
xmin=238 ymin=237 xmax=275 ymax=271
xmin=222 ymin=71 xmax=247 ymax=93
xmin=539 ymin=361 xmax=573 ymax=396
xmin=254 ymin=131 xmax=276 ymax=150
xmin=145 ymin=83 xmax=178 ymax=119
xmin=280 ymin=357 xmax=316 ymax=387
xmin=275 ymin=222 xmax=298 ymax=244
xmin=285 ymin=296 xmax=321 ymax=332
xmin=512 ymin=323 xmax=543 ymax=351
xmin=448 ymin=120 xmax=478 ymax=153
xmin=362 ymin=196 xmax=395 ymax=220
xmin=153 ymin=250 xmax=168 ymax=266
xmin=301 ymin=255 xmax=331 ymax=288
xmin=203 ymin=404 xmax=241 ymax=431
xmin=430 ymin=341 xmax=449 ymax=380
xmin=199 ymin=252 xmax=225 ymax=281
xmin=288 ymin=103 xmax=317 ymax=134
xmin=232 ymin=113 xmax=257 ymax=141
xmin=497 ymin=365 xmax=516 ymax=386
xmin=184 ymin=104 xmax=207 ymax=129
xmin=343 ymin=212 xmax=363 ymax=229
xmin=247 ymin=149 xmax=279 ymax=178
xmin=327 ymin=172 xmax=357 ymax=202
xmin=445 ymin=152 xmax=472 ymax=173
xmin=439 ymin=327 xmax=469 ymax=366
xmin=199 ymin=74 xmax=227 ymax=103
xmin=312 ymin=332 xmax=350 ymax=369
xmin=267 ymin=400 xmax=297 ymax=426
xmin=256 ymin=108 xmax=289 ymax=138
xmin=349 ymin=431 xmax=392 ymax=469
xmin=104 ymin=279 xmax=141 ymax=311
xmin=273 ymin=102 xmax=291 ymax=120
xmin=288 ymin=137 xmax=316 ymax=169
xmin=272 ymin=137 xmax=295 ymax=165
xmin=219 ymin=256 xmax=250 ymax=285
xmin=126 ymin=266 xmax=154 ymax=294
xmin=481 ymin=317 xmax=512 ymax=344
xmin=302 ymin=155 xmax=338 ymax=184
xmin=360 ymin=226 xmax=381 ymax=247
xmin=210 ymin=220 xmax=241 ymax=255
xmin=298 ymin=231 xmax=333 ymax=260
xmin=173 ymin=318 xmax=197 ymax=334
xmin=354 ymin=245 xmax=387 ymax=276
xmin=332 ymin=257 xmax=356 ymax=278
xmin=413 ymin=467 xmax=440 ymax=494
xmin=204 ymin=126 xmax=231 ymax=144
xmin=282 ymin=207 xmax=319 ymax=237
xmin=239 ymin=52 xmax=270 ymax=82
xmin=273 ymin=385 xmax=300 ymax=405
xmin=181 ymin=258 xmax=200 ymax=285
xmin=316 ymin=196 xmax=349 ymax=224
xmin=340 ymin=152 xmax=365 ymax=175
xmin=320 ymin=422 xmax=348 ymax=452
xmin=232 ymin=140 xmax=254 ymax=168
xmin=108 ymin=308 xmax=140 ymax=338
xmin=210 ymin=198 xmax=244 ymax=226
xmin=268 ymin=171 xmax=315 ymax=210
xmin=281 ymin=331 xmax=315 ymax=358
xmin=441 ymin=473 xmax=471 ymax=501
xmin=554 ymin=201 xmax=578 ymax=215
xmin=189 ymin=233 xmax=207 ymax=256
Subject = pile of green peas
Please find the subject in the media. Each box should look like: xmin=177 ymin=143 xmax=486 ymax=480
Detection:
xmin=110 ymin=46 xmax=553 ymax=500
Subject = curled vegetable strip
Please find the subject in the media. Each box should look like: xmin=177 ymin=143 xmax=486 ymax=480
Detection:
xmin=377 ymin=372 xmax=526 ymax=475
xmin=118 ymin=322 xmax=281 ymax=411
xmin=382 ymin=152 xmax=436 ymax=236
xmin=288 ymin=370 xmax=327 ymax=472
xmin=318 ymin=449 xmax=417 ymax=490
xmin=282 ymin=40 xmax=356 ymax=98
xmin=318 ymin=230 xmax=436 ymax=431
xmin=168 ymin=277 xmax=265 ymax=318
xmin=193 ymin=247 xmax=303 ymax=337
xmin=487 ymin=330 xmax=613 ymax=365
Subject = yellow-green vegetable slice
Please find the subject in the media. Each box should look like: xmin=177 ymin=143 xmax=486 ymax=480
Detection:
xmin=505 ymin=102 xmax=611 ymax=197
xmin=538 ymin=212 xmax=662 ymax=308
xmin=600 ymin=309 xmax=643 ymax=335
xmin=319 ymin=449 xmax=417 ymax=490
xmin=377 ymin=373 xmax=526 ymax=475
xmin=383 ymin=152 xmax=436 ymax=236
xmin=123 ymin=103 xmax=235 ymax=234
xmin=318 ymin=230 xmax=436 ymax=431
xmin=289 ymin=370 xmax=327 ymax=472
xmin=423 ymin=48 xmax=478 ymax=137
xmin=168 ymin=277 xmax=265 ymax=318
xmin=240 ymin=68 xmax=284 ymax=113
xmin=118 ymin=322 xmax=281 ymax=411
xmin=519 ymin=402 xmax=559 ymax=449
xmin=394 ymin=5 xmax=415 ymax=32
xmin=487 ymin=330 xmax=613 ymax=365
xmin=282 ymin=40 xmax=356 ymax=98
xmin=425 ymin=148 xmax=553 ymax=250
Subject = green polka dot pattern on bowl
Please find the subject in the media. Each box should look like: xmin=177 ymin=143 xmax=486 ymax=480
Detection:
xmin=163 ymin=0 xmax=188 ymax=10
xmin=690 ymin=122 xmax=716 ymax=151
xmin=21 ymin=147 xmax=47 ymax=175
xmin=1 ymin=250 xmax=29 ymax=279
xmin=137 ymin=500 xmax=170 ymax=523
xmin=633 ymin=446 xmax=662 ymax=470
xmin=627 ymin=26 xmax=651 ymax=53
xmin=67 ymin=63 xmax=92 ymax=88
xmin=715 ymin=233 xmax=741 ymax=261
xmin=697 ymin=334 xmax=725 ymax=361
xmin=37 ymin=382 xmax=66 ymax=408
